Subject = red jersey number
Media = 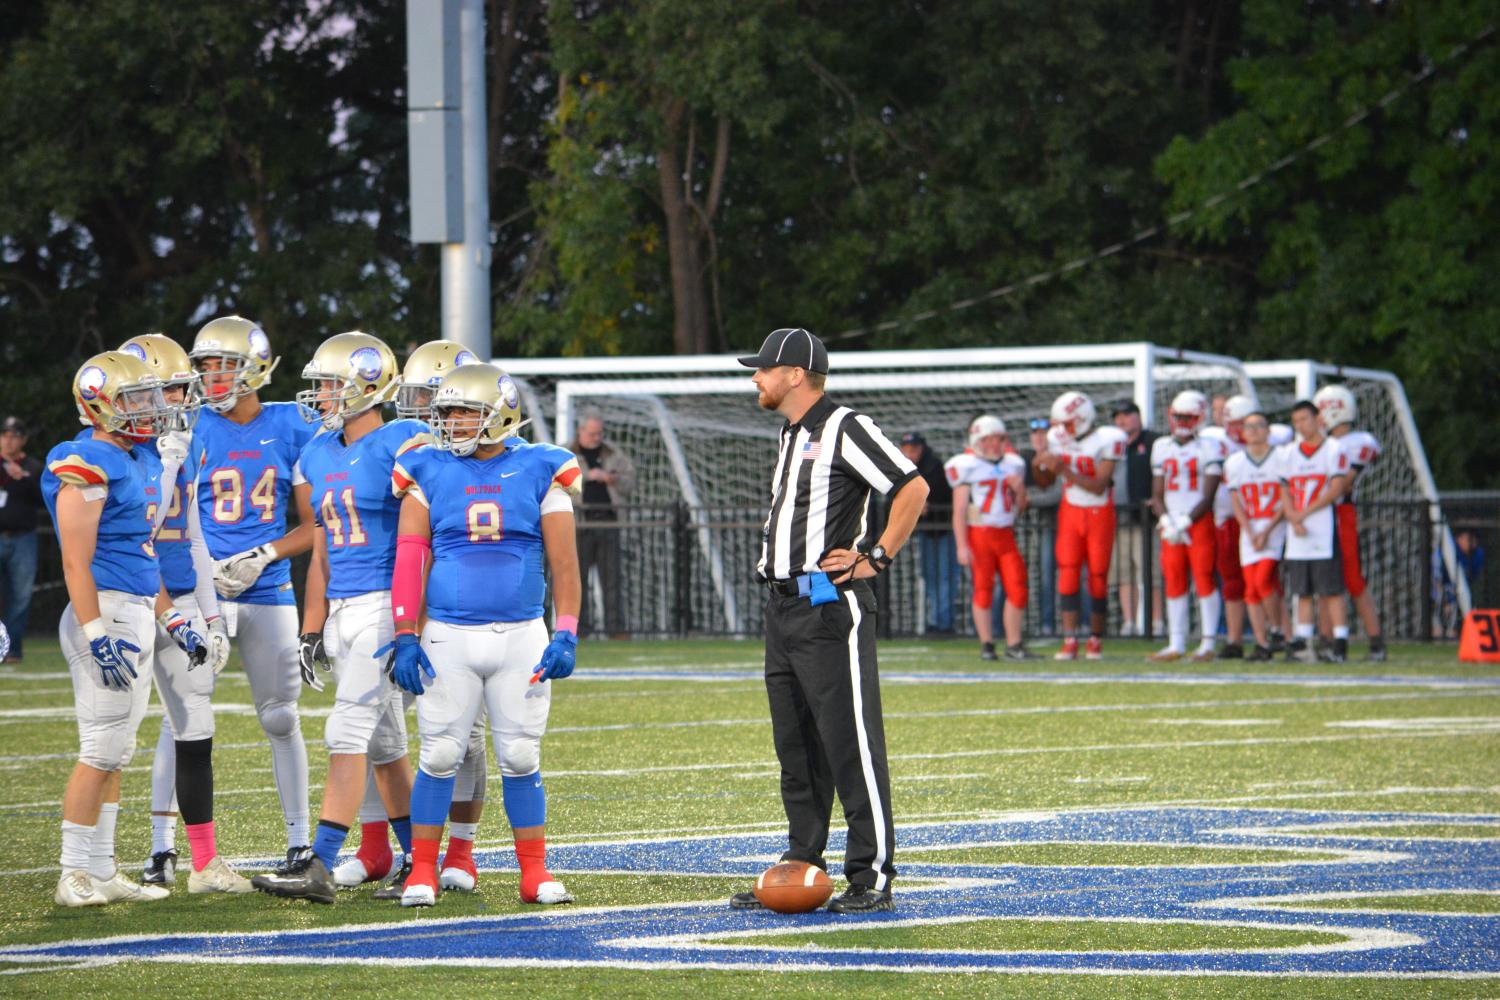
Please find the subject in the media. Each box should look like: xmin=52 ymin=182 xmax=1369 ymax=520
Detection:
xmin=1162 ymin=458 xmax=1199 ymax=492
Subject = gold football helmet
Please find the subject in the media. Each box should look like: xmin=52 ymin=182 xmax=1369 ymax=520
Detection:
xmin=430 ymin=363 xmax=528 ymax=456
xmin=296 ymin=332 xmax=400 ymax=431
xmin=396 ymin=340 xmax=480 ymax=420
xmin=189 ymin=315 xmax=278 ymax=412
xmin=73 ymin=351 xmax=174 ymax=441
xmin=120 ymin=333 xmax=200 ymax=432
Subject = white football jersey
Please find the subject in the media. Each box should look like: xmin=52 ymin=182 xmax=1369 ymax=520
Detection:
xmin=1201 ymin=427 xmax=1242 ymax=524
xmin=1223 ymin=448 xmax=1286 ymax=565
xmin=1150 ymin=433 xmax=1227 ymax=519
xmin=945 ymin=450 xmax=1027 ymax=528
xmin=1278 ymin=437 xmax=1350 ymax=560
xmin=1045 ymin=425 xmax=1127 ymax=508
xmin=1334 ymin=429 xmax=1381 ymax=504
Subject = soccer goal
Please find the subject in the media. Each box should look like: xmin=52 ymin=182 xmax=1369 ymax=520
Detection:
xmin=498 ymin=344 xmax=1254 ymax=635
xmin=1245 ymin=360 xmax=1469 ymax=631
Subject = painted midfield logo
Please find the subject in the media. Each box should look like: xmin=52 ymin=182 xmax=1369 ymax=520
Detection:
xmin=3 ymin=807 xmax=1496 ymax=977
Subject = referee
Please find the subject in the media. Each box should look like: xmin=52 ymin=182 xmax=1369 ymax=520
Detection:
xmin=730 ymin=328 xmax=928 ymax=914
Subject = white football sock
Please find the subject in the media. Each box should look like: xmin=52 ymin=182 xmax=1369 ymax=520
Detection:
xmin=1198 ymin=591 xmax=1222 ymax=645
xmin=151 ymin=814 xmax=176 ymax=855
xmin=448 ymin=822 xmax=479 ymax=843
xmin=268 ymin=727 xmax=310 ymax=848
xmin=61 ymin=820 xmax=94 ymax=873
xmin=1167 ymin=595 xmax=1190 ymax=652
xmin=89 ymin=802 xmax=119 ymax=881
xmin=151 ymin=722 xmax=177 ymax=813
xmin=1334 ymin=625 xmax=1350 ymax=639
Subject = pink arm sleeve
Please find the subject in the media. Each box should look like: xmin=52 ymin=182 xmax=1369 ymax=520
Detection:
xmin=392 ymin=534 xmax=432 ymax=634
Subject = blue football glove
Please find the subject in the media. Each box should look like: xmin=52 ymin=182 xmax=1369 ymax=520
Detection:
xmin=531 ymin=629 xmax=577 ymax=684
xmin=376 ymin=633 xmax=436 ymax=696
xmin=89 ymin=633 xmax=140 ymax=691
xmin=160 ymin=610 xmax=208 ymax=669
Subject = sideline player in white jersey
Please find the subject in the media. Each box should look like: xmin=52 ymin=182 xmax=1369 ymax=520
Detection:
xmin=1032 ymin=391 xmax=1125 ymax=660
xmin=1202 ymin=395 xmax=1253 ymax=658
xmin=189 ymin=316 xmax=319 ymax=872
xmin=1314 ymin=385 xmax=1386 ymax=661
xmin=388 ymin=363 xmax=583 ymax=907
xmin=1223 ymin=409 xmax=1288 ymax=660
xmin=1280 ymin=400 xmax=1351 ymax=663
xmin=43 ymin=352 xmax=208 ymax=906
xmin=946 ymin=415 xmax=1035 ymax=661
xmin=329 ymin=340 xmax=490 ymax=894
xmin=1149 ymin=391 xmax=1225 ymax=661
xmin=251 ymin=333 xmax=429 ymax=903
xmin=117 ymin=335 xmax=246 ymax=893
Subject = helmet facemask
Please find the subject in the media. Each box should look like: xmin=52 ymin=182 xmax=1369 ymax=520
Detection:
xmin=395 ymin=382 xmax=438 ymax=422
xmin=432 ymin=402 xmax=493 ymax=457
xmin=191 ymin=352 xmax=258 ymax=413
xmin=1169 ymin=409 xmax=1202 ymax=440
xmin=297 ymin=375 xmax=367 ymax=432
xmin=111 ymin=382 xmax=176 ymax=441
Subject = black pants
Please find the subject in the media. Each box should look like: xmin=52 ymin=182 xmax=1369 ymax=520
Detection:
xmin=577 ymin=521 xmax=623 ymax=635
xmin=763 ymin=580 xmax=897 ymax=890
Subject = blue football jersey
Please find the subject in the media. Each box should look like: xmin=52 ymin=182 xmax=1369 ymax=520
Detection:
xmin=393 ymin=439 xmax=581 ymax=625
xmin=43 ymin=436 xmax=164 ymax=598
xmin=190 ymin=402 xmax=319 ymax=605
xmin=298 ymin=419 xmax=432 ymax=599
xmin=138 ymin=437 xmax=197 ymax=596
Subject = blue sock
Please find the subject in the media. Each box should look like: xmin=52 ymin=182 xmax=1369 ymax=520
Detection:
xmin=389 ymin=815 xmax=413 ymax=855
xmin=409 ymin=770 xmax=457 ymax=828
xmin=311 ymin=820 xmax=349 ymax=871
xmin=501 ymin=771 xmax=546 ymax=829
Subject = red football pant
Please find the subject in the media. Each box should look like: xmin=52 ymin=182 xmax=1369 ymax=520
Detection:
xmin=1242 ymin=559 xmax=1281 ymax=605
xmin=1056 ymin=500 xmax=1115 ymax=601
xmin=968 ymin=525 xmax=1027 ymax=610
xmin=1215 ymin=520 xmax=1244 ymax=601
xmin=1337 ymin=504 xmax=1366 ymax=598
xmin=1162 ymin=514 xmax=1217 ymax=599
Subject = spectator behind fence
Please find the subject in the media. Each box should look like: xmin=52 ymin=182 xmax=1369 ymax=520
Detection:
xmin=1435 ymin=529 xmax=1485 ymax=638
xmin=1111 ymin=401 xmax=1161 ymax=636
xmin=566 ymin=413 xmax=637 ymax=639
xmin=1022 ymin=418 xmax=1062 ymax=634
xmin=899 ymin=432 xmax=957 ymax=634
xmin=0 ymin=416 xmax=42 ymax=662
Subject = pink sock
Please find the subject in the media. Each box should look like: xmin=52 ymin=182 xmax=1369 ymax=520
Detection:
xmin=186 ymin=821 xmax=217 ymax=872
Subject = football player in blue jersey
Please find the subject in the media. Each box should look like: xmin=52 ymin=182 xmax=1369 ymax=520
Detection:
xmin=387 ymin=363 xmax=583 ymax=907
xmin=250 ymin=333 xmax=430 ymax=903
xmin=44 ymin=352 xmax=208 ymax=906
xmin=117 ymin=335 xmax=249 ymax=894
xmin=188 ymin=316 xmax=319 ymax=873
xmin=330 ymin=339 xmax=490 ymax=895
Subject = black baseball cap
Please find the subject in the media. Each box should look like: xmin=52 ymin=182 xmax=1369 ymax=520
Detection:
xmin=737 ymin=328 xmax=829 ymax=374
xmin=0 ymin=416 xmax=26 ymax=434
xmin=899 ymin=432 xmax=926 ymax=447
xmin=1111 ymin=401 xmax=1141 ymax=417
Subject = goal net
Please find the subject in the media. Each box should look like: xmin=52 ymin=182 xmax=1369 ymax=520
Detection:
xmin=498 ymin=344 xmax=1253 ymax=637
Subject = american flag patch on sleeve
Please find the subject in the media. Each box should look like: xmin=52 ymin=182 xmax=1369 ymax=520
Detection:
xmin=800 ymin=441 xmax=821 ymax=461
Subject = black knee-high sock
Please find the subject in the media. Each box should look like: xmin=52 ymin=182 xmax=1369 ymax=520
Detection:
xmin=175 ymin=737 xmax=214 ymax=826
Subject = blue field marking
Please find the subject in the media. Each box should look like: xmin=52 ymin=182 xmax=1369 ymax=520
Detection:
xmin=3 ymin=807 xmax=1497 ymax=976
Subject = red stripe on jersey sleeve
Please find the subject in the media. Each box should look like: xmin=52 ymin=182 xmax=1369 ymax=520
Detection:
xmin=49 ymin=461 xmax=107 ymax=486
xmin=554 ymin=465 xmax=581 ymax=489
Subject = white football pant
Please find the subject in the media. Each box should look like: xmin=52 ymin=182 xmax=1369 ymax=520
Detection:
xmin=323 ymin=591 xmax=408 ymax=764
xmin=60 ymin=592 xmax=156 ymax=772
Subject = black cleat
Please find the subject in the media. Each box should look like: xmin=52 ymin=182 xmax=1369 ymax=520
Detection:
xmin=828 ymin=883 xmax=894 ymax=914
xmin=1247 ymin=644 xmax=1274 ymax=662
xmin=1219 ymin=642 xmax=1244 ymax=660
xmin=729 ymin=890 xmax=763 ymax=910
xmin=1004 ymin=644 xmax=1041 ymax=661
xmin=142 ymin=848 xmax=178 ymax=886
xmin=1269 ymin=630 xmax=1286 ymax=654
xmin=251 ymin=854 xmax=335 ymax=904
xmin=1367 ymin=637 xmax=1387 ymax=662
xmin=979 ymin=642 xmax=998 ymax=661
xmin=372 ymin=854 xmax=413 ymax=900
xmin=273 ymin=845 xmax=314 ymax=877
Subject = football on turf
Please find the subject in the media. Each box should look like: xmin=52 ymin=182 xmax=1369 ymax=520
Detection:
xmin=753 ymin=861 xmax=834 ymax=914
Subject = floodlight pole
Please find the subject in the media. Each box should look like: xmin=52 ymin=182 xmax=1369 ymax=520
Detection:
xmin=442 ymin=0 xmax=491 ymax=356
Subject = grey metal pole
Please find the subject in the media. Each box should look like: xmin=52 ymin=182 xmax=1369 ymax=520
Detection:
xmin=441 ymin=0 xmax=491 ymax=357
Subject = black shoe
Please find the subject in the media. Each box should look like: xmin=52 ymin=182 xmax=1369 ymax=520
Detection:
xmin=1366 ymin=638 xmax=1387 ymax=662
xmin=1269 ymin=630 xmax=1286 ymax=654
xmin=1332 ymin=637 xmax=1348 ymax=662
xmin=251 ymin=854 xmax=335 ymax=904
xmin=142 ymin=848 xmax=178 ymax=886
xmin=828 ymin=883 xmax=894 ymax=914
xmin=729 ymin=890 xmax=763 ymax=910
xmin=1219 ymin=642 xmax=1244 ymax=660
xmin=372 ymin=854 xmax=412 ymax=900
xmin=980 ymin=642 xmax=998 ymax=662
xmin=273 ymin=845 xmax=313 ymax=877
xmin=1247 ymin=644 xmax=1273 ymax=662
xmin=1004 ymin=644 xmax=1040 ymax=662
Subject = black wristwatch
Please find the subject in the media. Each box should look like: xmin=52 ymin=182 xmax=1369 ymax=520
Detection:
xmin=866 ymin=544 xmax=892 ymax=572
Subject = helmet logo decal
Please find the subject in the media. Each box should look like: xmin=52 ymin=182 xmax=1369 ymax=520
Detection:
xmin=78 ymin=366 xmax=108 ymax=400
xmin=122 ymin=342 xmax=148 ymax=362
xmin=349 ymin=346 xmax=383 ymax=382
xmin=248 ymin=327 xmax=271 ymax=359
xmin=455 ymin=350 xmax=477 ymax=366
xmin=499 ymin=376 xmax=519 ymax=410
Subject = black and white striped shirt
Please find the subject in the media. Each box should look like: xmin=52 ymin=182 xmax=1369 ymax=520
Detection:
xmin=758 ymin=395 xmax=918 ymax=581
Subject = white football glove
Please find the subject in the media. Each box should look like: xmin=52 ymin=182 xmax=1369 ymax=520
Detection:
xmin=1173 ymin=512 xmax=1194 ymax=537
xmin=204 ymin=615 xmax=232 ymax=676
xmin=214 ymin=543 xmax=278 ymax=599
xmin=157 ymin=429 xmax=191 ymax=469
xmin=1157 ymin=513 xmax=1184 ymax=545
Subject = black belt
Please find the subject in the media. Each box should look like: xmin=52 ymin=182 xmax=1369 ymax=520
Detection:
xmin=765 ymin=575 xmax=860 ymax=598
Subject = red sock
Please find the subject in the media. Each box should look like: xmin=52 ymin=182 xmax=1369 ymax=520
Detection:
xmin=410 ymin=836 xmax=441 ymax=887
xmin=515 ymin=835 xmax=550 ymax=902
xmin=185 ymin=821 xmax=217 ymax=872
xmin=356 ymin=821 xmax=393 ymax=869
xmin=443 ymin=836 xmax=473 ymax=868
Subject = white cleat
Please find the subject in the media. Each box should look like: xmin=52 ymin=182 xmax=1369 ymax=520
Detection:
xmin=529 ymin=880 xmax=575 ymax=905
xmin=187 ymin=855 xmax=254 ymax=894
xmin=55 ymin=870 xmax=107 ymax=907
xmin=333 ymin=856 xmax=385 ymax=888
xmin=94 ymin=870 xmax=170 ymax=902
xmin=439 ymin=866 xmax=477 ymax=892
xmin=400 ymin=881 xmax=437 ymax=908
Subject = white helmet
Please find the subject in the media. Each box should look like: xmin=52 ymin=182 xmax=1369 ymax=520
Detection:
xmin=1314 ymin=384 xmax=1357 ymax=429
xmin=1049 ymin=391 xmax=1095 ymax=440
xmin=967 ymin=414 xmax=1006 ymax=449
xmin=1222 ymin=394 xmax=1258 ymax=443
xmin=1168 ymin=390 xmax=1208 ymax=439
